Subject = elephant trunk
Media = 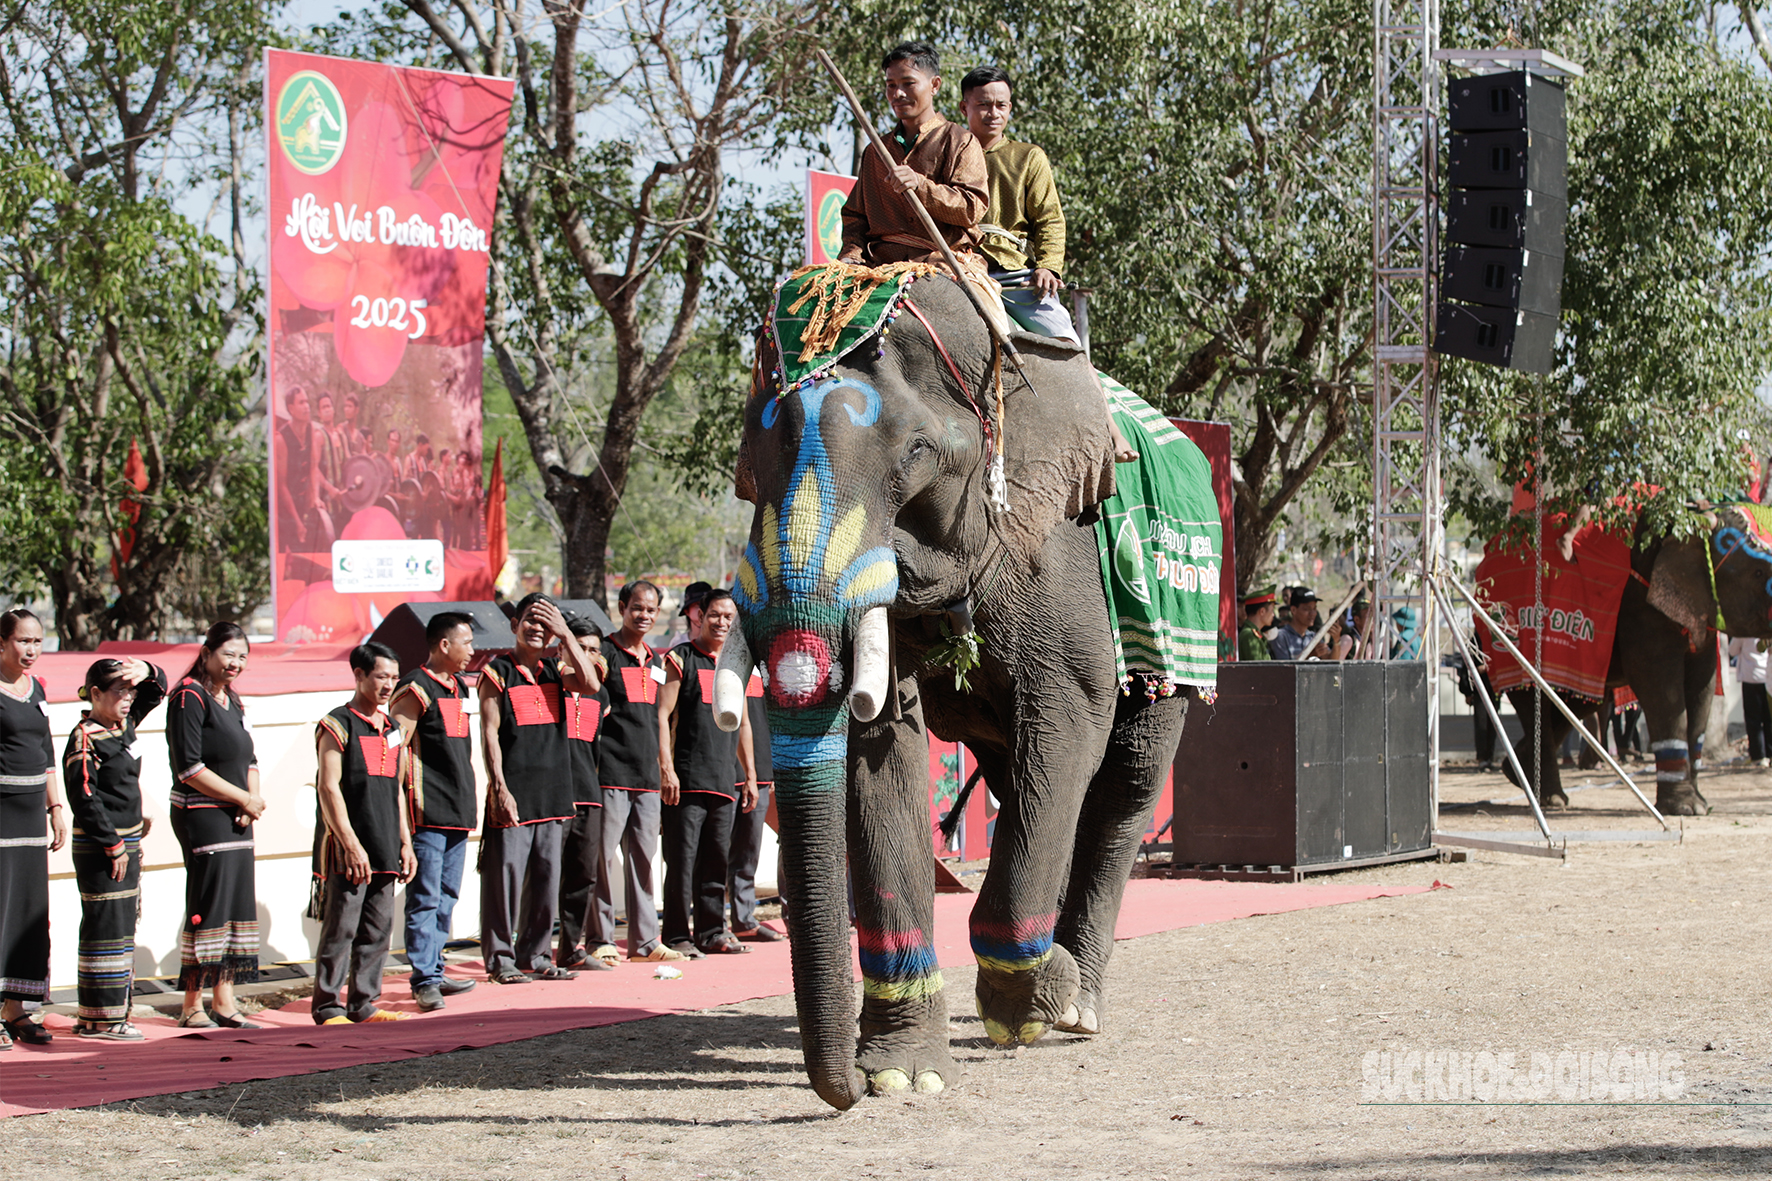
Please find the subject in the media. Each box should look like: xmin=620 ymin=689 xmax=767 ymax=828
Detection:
xmin=771 ymin=698 xmax=867 ymax=1110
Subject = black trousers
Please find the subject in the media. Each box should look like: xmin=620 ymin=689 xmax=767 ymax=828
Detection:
xmin=556 ymin=803 xmax=603 ymax=957
xmin=312 ymin=874 xmax=397 ymax=1022
xmin=1745 ymin=683 xmax=1772 ymax=761
xmin=727 ymin=784 xmax=771 ymax=930
xmin=661 ymin=794 xmax=735 ymax=946
xmin=1470 ymin=672 xmax=1499 ymax=765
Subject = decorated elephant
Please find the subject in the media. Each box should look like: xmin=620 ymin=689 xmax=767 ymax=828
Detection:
xmin=1502 ymin=507 xmax=1772 ymax=815
xmin=717 ymin=272 xmax=1194 ymax=1110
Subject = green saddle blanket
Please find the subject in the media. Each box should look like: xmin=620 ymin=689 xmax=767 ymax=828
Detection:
xmin=768 ymin=264 xmax=930 ymax=392
xmin=1094 ymin=374 xmax=1222 ymax=689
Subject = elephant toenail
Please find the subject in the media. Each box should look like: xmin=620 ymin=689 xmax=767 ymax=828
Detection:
xmin=1018 ymin=1021 xmax=1048 ymax=1044
xmin=870 ymin=1068 xmax=911 ymax=1094
xmin=983 ymin=1017 xmax=1013 ymax=1045
xmin=914 ymin=1071 xmax=946 ymax=1094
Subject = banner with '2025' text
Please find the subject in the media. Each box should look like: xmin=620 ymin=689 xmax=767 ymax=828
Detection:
xmin=266 ymin=50 xmax=514 ymax=642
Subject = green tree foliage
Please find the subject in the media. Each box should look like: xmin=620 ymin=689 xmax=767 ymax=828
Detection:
xmin=0 ymin=1 xmax=275 ymax=647
xmin=828 ymin=0 xmax=1772 ymax=584
xmin=1444 ymin=2 xmax=1772 ymax=541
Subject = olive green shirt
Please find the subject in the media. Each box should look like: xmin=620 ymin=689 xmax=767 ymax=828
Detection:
xmin=978 ymin=139 xmax=1066 ymax=276
xmin=1238 ymin=624 xmax=1272 ymax=662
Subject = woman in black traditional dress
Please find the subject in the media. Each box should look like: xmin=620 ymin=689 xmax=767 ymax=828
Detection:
xmin=64 ymin=658 xmax=167 ymax=1040
xmin=166 ymin=622 xmax=265 ymax=1028
xmin=0 ymin=607 xmax=68 ymax=1049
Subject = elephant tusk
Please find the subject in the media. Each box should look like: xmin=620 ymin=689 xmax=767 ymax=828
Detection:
xmin=848 ymin=606 xmax=891 ymax=722
xmin=713 ymin=625 xmax=753 ymax=733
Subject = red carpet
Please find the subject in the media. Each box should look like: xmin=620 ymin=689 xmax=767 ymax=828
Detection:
xmin=0 ymin=876 xmax=1434 ymax=1116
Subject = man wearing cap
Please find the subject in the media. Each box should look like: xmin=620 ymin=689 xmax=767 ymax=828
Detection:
xmin=1238 ymin=587 xmax=1278 ymax=661
xmin=1269 ymin=587 xmax=1321 ymax=661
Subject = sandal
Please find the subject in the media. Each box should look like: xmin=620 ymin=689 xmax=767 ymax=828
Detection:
xmin=529 ymin=964 xmax=578 ymax=981
xmin=698 ymin=931 xmax=750 ymax=955
xmin=177 ymin=1009 xmax=217 ymax=1028
xmin=0 ymin=1029 xmax=11 ymax=1051
xmin=76 ymin=1020 xmax=144 ymax=1042
xmin=1 ymin=1016 xmax=52 ymax=1045
xmin=665 ymin=939 xmax=706 ymax=960
xmin=207 ymin=1009 xmax=262 ymax=1030
xmin=488 ymin=967 xmax=533 ymax=985
xmin=734 ymin=924 xmax=786 ymax=943
xmin=559 ymin=947 xmax=613 ymax=972
xmin=632 ymin=944 xmax=687 ymax=963
xmin=590 ymin=944 xmax=621 ymax=966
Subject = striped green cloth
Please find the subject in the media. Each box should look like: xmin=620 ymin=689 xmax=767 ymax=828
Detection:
xmin=1094 ymin=374 xmax=1222 ymax=689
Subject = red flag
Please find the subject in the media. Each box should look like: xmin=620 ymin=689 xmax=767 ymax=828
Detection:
xmin=485 ymin=437 xmax=508 ymax=587
xmin=113 ymin=439 xmax=150 ymax=577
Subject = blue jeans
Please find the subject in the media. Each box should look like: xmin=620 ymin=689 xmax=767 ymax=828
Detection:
xmin=404 ymin=827 xmax=468 ymax=987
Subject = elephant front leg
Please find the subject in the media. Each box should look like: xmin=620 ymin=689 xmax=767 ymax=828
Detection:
xmin=1053 ymin=689 xmax=1188 ymax=1036
xmin=1504 ymin=689 xmax=1572 ymax=808
xmin=970 ymin=702 xmax=1111 ymax=1047
xmin=848 ymin=674 xmax=955 ymax=1096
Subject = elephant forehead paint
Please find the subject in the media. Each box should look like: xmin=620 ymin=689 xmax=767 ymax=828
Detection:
xmin=736 ymin=376 xmax=899 ymax=614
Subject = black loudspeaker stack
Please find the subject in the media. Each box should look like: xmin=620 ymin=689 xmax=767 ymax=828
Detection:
xmin=1434 ymin=70 xmax=1567 ymax=375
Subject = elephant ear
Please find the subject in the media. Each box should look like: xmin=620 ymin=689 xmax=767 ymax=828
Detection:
xmin=1646 ymin=538 xmax=1718 ymax=644
xmin=993 ymin=330 xmax=1116 ymax=565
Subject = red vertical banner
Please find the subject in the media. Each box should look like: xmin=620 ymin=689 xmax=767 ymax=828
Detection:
xmin=1170 ymin=419 xmax=1237 ymax=659
xmin=805 ymin=169 xmax=856 ymax=265
xmin=265 ymin=50 xmax=515 ymax=642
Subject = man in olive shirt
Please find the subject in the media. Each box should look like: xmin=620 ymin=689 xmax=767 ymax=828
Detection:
xmin=1238 ymin=587 xmax=1278 ymax=661
xmin=961 ymin=64 xmax=1135 ymax=462
xmin=958 ymin=65 xmax=1076 ymax=341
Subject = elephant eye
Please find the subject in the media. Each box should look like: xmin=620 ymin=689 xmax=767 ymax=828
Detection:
xmin=903 ymin=436 xmax=933 ymax=464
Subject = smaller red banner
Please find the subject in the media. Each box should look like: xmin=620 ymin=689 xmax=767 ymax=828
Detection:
xmin=1474 ymin=519 xmax=1632 ymax=699
xmin=805 ymin=170 xmax=856 ymax=265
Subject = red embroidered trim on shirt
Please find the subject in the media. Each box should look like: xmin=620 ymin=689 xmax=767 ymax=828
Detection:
xmin=508 ymin=683 xmax=563 ymax=726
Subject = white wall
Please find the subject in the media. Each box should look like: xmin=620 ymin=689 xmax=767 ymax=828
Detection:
xmin=44 ymin=689 xmax=776 ymax=990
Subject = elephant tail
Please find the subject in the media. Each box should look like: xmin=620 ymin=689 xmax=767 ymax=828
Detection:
xmin=938 ymin=763 xmax=987 ymax=844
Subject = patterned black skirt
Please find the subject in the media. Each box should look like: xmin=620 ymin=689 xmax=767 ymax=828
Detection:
xmin=169 ymin=805 xmax=260 ymax=989
xmin=72 ymin=829 xmax=143 ymax=1022
xmin=0 ymin=788 xmax=50 ymax=1007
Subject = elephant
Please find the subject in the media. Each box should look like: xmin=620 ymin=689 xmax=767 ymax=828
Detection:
xmin=1503 ymin=508 xmax=1772 ymax=815
xmin=717 ymin=273 xmax=1190 ymax=1110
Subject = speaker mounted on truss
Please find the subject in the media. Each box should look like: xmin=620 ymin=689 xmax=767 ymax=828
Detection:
xmin=1433 ymin=53 xmax=1582 ymax=377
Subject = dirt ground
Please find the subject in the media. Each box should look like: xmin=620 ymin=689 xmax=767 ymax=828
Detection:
xmin=10 ymin=760 xmax=1772 ymax=1179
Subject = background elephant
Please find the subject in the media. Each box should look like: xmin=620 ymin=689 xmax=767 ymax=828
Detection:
xmin=725 ymin=274 xmax=1190 ymax=1110
xmin=1504 ymin=510 xmax=1772 ymax=814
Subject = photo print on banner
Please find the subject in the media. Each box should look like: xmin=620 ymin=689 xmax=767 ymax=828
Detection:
xmin=265 ymin=50 xmax=515 ymax=642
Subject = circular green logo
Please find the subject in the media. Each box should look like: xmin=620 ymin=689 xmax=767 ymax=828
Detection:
xmin=276 ymin=69 xmax=348 ymax=176
xmin=816 ymin=189 xmax=847 ymax=261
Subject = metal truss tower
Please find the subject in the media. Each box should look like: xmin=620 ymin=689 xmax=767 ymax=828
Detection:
xmin=1373 ymin=0 xmax=1441 ymax=808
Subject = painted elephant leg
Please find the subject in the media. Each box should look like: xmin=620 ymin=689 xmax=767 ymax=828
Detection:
xmin=1052 ymin=689 xmax=1188 ymax=1036
xmin=1669 ymin=647 xmax=1714 ymax=815
xmin=971 ymin=691 xmax=1112 ymax=1047
xmin=1504 ymin=688 xmax=1574 ymax=807
xmin=1619 ymin=610 xmax=1712 ymax=816
xmin=847 ymin=671 xmax=955 ymax=1096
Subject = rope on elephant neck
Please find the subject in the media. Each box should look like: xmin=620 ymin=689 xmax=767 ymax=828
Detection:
xmin=785 ymin=262 xmax=941 ymax=361
xmin=899 ymin=296 xmax=997 ymax=470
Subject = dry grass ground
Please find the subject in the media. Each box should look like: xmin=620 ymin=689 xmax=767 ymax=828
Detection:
xmin=10 ymin=762 xmax=1772 ymax=1179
